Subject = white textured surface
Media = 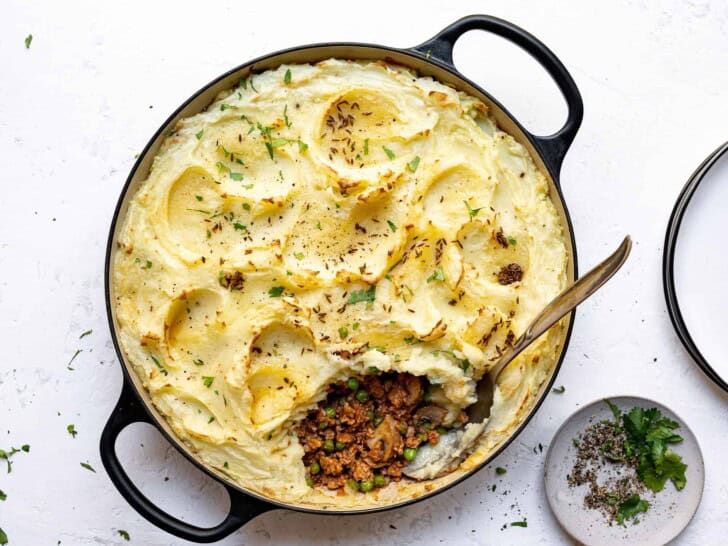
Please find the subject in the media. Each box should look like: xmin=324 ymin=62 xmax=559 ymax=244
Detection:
xmin=1 ymin=1 xmax=727 ymax=544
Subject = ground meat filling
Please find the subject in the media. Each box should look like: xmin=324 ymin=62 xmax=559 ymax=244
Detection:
xmin=497 ymin=263 xmax=523 ymax=285
xmin=295 ymin=373 xmax=466 ymax=493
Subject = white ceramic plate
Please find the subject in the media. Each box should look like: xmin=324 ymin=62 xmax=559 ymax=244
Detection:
xmin=544 ymin=396 xmax=704 ymax=546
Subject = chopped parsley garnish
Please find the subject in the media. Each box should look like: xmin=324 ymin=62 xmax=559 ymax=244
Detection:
xmin=242 ymin=202 xmax=251 ymax=211
xmin=67 ymin=349 xmax=82 ymax=370
xmin=508 ymin=236 xmax=518 ymax=246
xmin=347 ymin=285 xmax=376 ymax=305
xmin=208 ymin=416 xmax=215 ymax=424
xmin=224 ymin=461 xmax=229 ymax=468
xmin=150 ymin=355 xmax=167 ymax=375
xmin=193 ymin=358 xmax=204 ymax=366
xmin=0 ymin=527 xmax=6 ymax=545
xmin=195 ymin=195 xmax=203 ymax=201
xmin=242 ymin=183 xmax=254 ymax=189
xmin=552 ymin=385 xmax=566 ymax=394
xmin=427 ymin=266 xmax=445 ymax=283
xmin=338 ymin=326 xmax=349 ymax=339
xmin=407 ymin=156 xmax=421 ymax=173
xmin=387 ymin=220 xmax=397 ymax=232
xmin=195 ymin=130 xmax=204 ymax=140
xmin=284 ymin=104 xmax=292 ymax=128
xmin=118 ymin=530 xmax=130 ymax=541
xmin=293 ymin=252 xmax=305 ymax=260
xmin=0 ymin=490 xmax=5 ymax=501
xmin=432 ymin=349 xmax=469 ymax=372
xmin=616 ymin=495 xmax=649 ymax=526
xmin=233 ymin=222 xmax=247 ymax=231
xmin=0 ymin=445 xmax=29 ymax=473
xmin=79 ymin=329 xmax=92 ymax=339
xmin=284 ymin=68 xmax=292 ymax=84
xmin=67 ymin=424 xmax=78 ymax=438
xmin=316 ymin=221 xmax=322 ymax=230
xmin=239 ymin=78 xmax=248 ymax=89
xmin=609 ymin=402 xmax=688 ymax=492
xmin=464 ymin=200 xmax=484 ymax=219
xmin=80 ymin=462 xmax=96 ymax=473
xmin=352 ymin=322 xmax=359 ymax=330
xmin=203 ymin=376 xmax=215 ymax=388
xmin=382 ymin=146 xmax=395 ymax=159
xmin=510 ymin=521 xmax=528 ymax=528
xmin=495 ymin=467 xmax=507 ymax=475
xmin=25 ymin=34 xmax=32 ymax=49
xmin=145 ymin=260 xmax=152 ymax=269
xmin=220 ymin=103 xmax=238 ymax=111
xmin=230 ymin=172 xmax=244 ymax=181
xmin=297 ymin=139 xmax=309 ymax=153
xmin=268 ymin=286 xmax=285 ymax=298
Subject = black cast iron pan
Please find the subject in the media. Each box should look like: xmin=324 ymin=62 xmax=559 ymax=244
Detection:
xmin=100 ymin=14 xmax=583 ymax=542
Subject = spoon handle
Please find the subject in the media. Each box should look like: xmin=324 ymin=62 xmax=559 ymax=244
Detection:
xmin=492 ymin=235 xmax=632 ymax=379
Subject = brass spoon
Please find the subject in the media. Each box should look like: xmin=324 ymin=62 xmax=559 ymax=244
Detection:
xmin=403 ymin=235 xmax=632 ymax=480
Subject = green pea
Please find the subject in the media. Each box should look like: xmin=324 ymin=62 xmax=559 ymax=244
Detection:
xmin=325 ymin=406 xmax=336 ymax=418
xmin=323 ymin=439 xmax=335 ymax=452
xmin=356 ymin=390 xmax=369 ymax=403
xmin=335 ymin=441 xmax=346 ymax=451
xmin=416 ymin=433 xmax=426 ymax=440
xmin=347 ymin=479 xmax=360 ymax=492
xmin=367 ymin=366 xmax=378 ymax=374
xmin=374 ymin=416 xmax=383 ymax=426
xmin=318 ymin=421 xmax=328 ymax=430
xmin=374 ymin=475 xmax=386 ymax=487
xmin=403 ymin=447 xmax=417 ymax=461
xmin=360 ymin=479 xmax=374 ymax=492
xmin=347 ymin=377 xmax=359 ymax=390
xmin=422 ymin=422 xmax=433 ymax=430
xmin=306 ymin=476 xmax=314 ymax=487
xmin=367 ymin=410 xmax=375 ymax=421
xmin=309 ymin=461 xmax=321 ymax=475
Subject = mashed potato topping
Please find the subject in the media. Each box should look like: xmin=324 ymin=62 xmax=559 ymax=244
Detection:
xmin=112 ymin=59 xmax=568 ymax=507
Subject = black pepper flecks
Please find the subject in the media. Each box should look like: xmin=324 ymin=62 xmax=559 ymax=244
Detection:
xmin=568 ymin=417 xmax=647 ymax=525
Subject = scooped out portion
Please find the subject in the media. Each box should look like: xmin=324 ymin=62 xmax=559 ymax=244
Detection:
xmin=295 ymin=373 xmax=467 ymax=492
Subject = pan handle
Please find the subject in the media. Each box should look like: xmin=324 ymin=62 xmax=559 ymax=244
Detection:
xmin=99 ymin=382 xmax=273 ymax=543
xmin=412 ymin=14 xmax=583 ymax=177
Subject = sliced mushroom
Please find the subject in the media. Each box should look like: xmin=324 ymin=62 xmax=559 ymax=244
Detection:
xmin=366 ymin=415 xmax=402 ymax=462
xmin=402 ymin=374 xmax=423 ymax=406
xmin=414 ymin=405 xmax=448 ymax=427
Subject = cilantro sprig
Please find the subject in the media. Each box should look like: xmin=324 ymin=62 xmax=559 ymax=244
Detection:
xmin=606 ymin=400 xmax=687 ymax=493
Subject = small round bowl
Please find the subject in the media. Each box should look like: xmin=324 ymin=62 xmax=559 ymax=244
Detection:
xmin=544 ymin=396 xmax=704 ymax=546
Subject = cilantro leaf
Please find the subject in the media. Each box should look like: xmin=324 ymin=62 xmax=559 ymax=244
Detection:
xmin=616 ymin=494 xmax=649 ymax=526
xmin=464 ymin=200 xmax=483 ymax=219
xmin=427 ymin=266 xmax=445 ymax=283
xmin=268 ymin=286 xmax=285 ymax=298
xmin=347 ymin=285 xmax=376 ymax=305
